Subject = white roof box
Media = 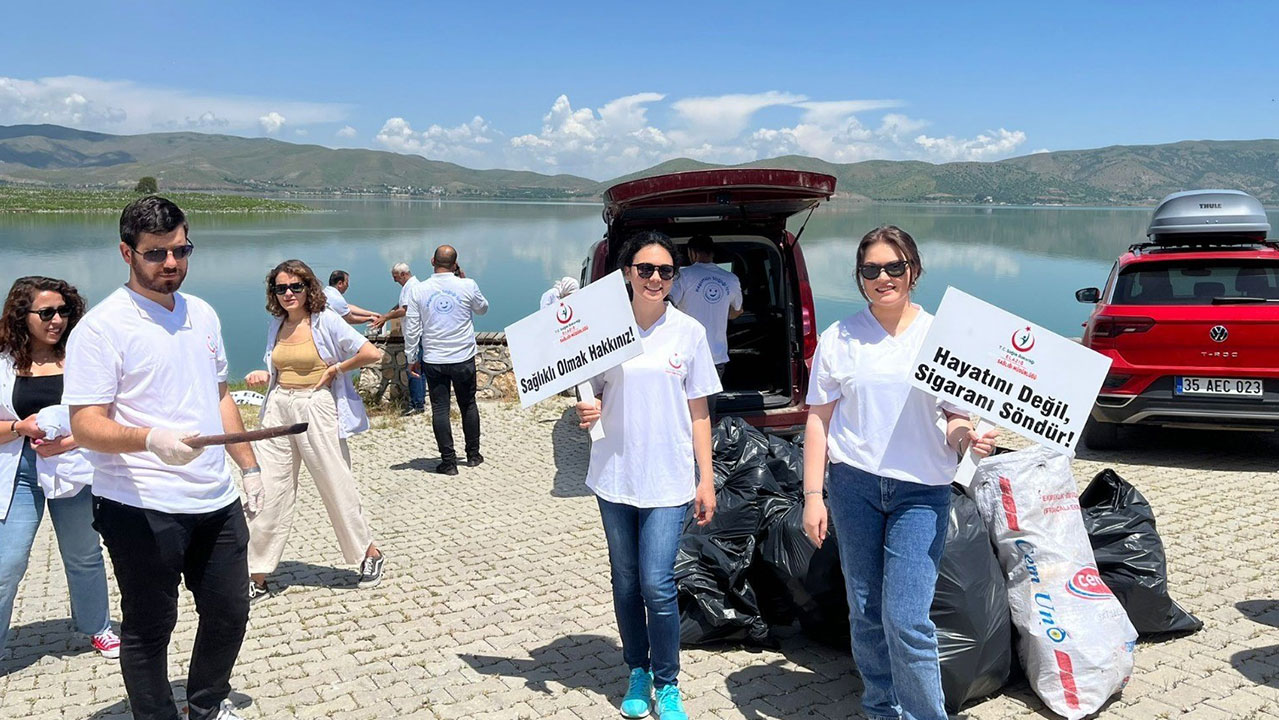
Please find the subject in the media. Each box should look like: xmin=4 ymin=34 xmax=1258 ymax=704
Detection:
xmin=1147 ymin=189 xmax=1271 ymax=240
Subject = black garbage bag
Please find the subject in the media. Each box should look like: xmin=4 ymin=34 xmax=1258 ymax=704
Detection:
xmin=932 ymin=487 xmax=1013 ymax=712
xmin=751 ymin=432 xmax=818 ymax=626
xmin=797 ymin=522 xmax=851 ymax=648
xmin=1079 ymin=468 xmax=1203 ymax=637
xmin=676 ymin=418 xmax=771 ymax=646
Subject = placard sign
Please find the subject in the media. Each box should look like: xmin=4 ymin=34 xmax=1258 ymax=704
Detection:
xmin=505 ymin=270 xmax=643 ymax=408
xmin=909 ymin=287 xmax=1112 ymax=456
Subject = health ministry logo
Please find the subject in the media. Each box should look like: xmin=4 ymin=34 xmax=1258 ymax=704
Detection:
xmin=1011 ymin=326 xmax=1035 ymax=353
xmin=556 ymin=302 xmax=574 ymax=325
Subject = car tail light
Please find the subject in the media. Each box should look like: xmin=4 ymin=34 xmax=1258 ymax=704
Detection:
xmin=1101 ymin=373 xmax=1133 ymax=390
xmin=1091 ymin=317 xmax=1155 ymax=338
xmin=799 ymin=280 xmax=818 ymax=358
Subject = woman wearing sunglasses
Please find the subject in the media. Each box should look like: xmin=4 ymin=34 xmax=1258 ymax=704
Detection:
xmin=801 ymin=226 xmax=997 ymax=720
xmin=244 ymin=260 xmax=386 ymax=600
xmin=0 ymin=277 xmax=119 ymax=660
xmin=575 ymin=231 xmax=719 ymax=720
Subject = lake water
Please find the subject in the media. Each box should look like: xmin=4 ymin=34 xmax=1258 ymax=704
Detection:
xmin=3 ymin=199 xmax=1275 ymax=377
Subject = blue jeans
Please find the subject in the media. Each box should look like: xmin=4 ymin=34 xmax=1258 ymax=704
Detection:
xmin=0 ymin=444 xmax=111 ymax=654
xmin=826 ymin=463 xmax=951 ymax=720
xmin=596 ymin=497 xmax=688 ymax=689
xmin=408 ymin=341 xmax=426 ymax=410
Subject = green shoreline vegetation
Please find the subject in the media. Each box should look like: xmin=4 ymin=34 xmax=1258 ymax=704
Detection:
xmin=0 ymin=187 xmax=313 ymax=214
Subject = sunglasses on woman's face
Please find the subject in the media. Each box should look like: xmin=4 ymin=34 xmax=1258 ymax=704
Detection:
xmin=857 ymin=260 xmax=909 ymax=280
xmin=132 ymin=243 xmax=195 ymax=264
xmin=28 ymin=306 xmax=71 ymax=322
xmin=630 ymin=263 xmax=677 ymax=281
xmin=272 ymin=282 xmax=308 ymax=296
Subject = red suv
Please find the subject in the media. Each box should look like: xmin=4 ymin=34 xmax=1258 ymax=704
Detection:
xmin=582 ymin=169 xmax=836 ymax=435
xmin=1076 ymin=189 xmax=1279 ymax=449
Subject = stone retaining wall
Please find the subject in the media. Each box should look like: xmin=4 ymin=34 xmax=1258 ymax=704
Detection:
xmin=360 ymin=331 xmax=514 ymax=405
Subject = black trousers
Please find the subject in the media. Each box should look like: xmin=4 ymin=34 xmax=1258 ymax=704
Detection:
xmin=424 ymin=358 xmax=481 ymax=464
xmin=708 ymin=362 xmax=728 ymax=421
xmin=93 ymin=497 xmax=250 ymax=720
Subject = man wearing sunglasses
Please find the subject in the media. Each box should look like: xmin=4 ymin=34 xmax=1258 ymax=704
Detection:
xmin=404 ymin=245 xmax=489 ymax=476
xmin=63 ymin=196 xmax=262 ymax=720
xmin=668 ymin=235 xmax=743 ymax=417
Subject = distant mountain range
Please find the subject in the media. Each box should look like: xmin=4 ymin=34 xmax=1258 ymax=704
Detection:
xmin=2 ymin=124 xmax=1277 ymax=205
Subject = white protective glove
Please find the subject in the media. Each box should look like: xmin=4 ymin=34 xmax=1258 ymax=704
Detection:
xmin=242 ymin=468 xmax=265 ymax=517
xmin=145 ymin=428 xmax=203 ymax=466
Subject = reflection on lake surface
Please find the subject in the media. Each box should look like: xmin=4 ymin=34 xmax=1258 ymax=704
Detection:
xmin=2 ymin=199 xmax=1275 ymax=376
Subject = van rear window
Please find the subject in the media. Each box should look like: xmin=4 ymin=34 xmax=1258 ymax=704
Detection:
xmin=1112 ymin=260 xmax=1279 ymax=304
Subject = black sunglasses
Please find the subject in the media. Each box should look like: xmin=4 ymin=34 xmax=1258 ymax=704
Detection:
xmin=272 ymin=281 xmax=308 ymax=296
xmin=28 ymin=305 xmax=71 ymax=322
xmin=857 ymin=261 xmax=910 ymax=280
xmin=630 ymin=263 xmax=677 ymax=281
xmin=132 ymin=243 xmax=195 ymax=264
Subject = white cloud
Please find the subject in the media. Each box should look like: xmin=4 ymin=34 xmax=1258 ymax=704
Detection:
xmin=258 ymin=111 xmax=286 ymax=134
xmin=336 ymin=125 xmax=358 ymax=138
xmin=913 ymin=128 xmax=1027 ymax=162
xmin=294 ymin=128 xmax=308 ymax=137
xmin=375 ymin=115 xmax=498 ymax=163
xmin=0 ymin=75 xmax=346 ymax=135
xmin=381 ymin=92 xmax=1031 ymax=178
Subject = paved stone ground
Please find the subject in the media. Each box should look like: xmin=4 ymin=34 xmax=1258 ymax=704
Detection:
xmin=4 ymin=398 xmax=1279 ymax=719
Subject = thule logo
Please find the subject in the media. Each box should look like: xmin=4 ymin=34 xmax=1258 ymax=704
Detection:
xmin=1199 ymin=203 xmax=1223 ymax=209
xmin=1209 ymin=325 xmax=1229 ymax=343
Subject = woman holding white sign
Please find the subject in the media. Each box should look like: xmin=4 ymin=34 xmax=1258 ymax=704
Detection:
xmin=576 ymin=231 xmax=719 ymax=720
xmin=801 ymin=226 xmax=997 ymax=720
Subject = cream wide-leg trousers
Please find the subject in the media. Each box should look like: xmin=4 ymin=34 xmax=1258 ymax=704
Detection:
xmin=247 ymin=387 xmax=374 ymax=575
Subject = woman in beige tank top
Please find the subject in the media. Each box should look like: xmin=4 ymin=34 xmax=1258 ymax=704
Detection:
xmin=244 ymin=260 xmax=385 ymax=600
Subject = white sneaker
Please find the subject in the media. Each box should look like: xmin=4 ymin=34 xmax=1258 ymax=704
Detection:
xmin=181 ymin=700 xmax=246 ymax=719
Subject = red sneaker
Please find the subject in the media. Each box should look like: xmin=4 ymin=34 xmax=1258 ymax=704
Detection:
xmin=92 ymin=628 xmax=121 ymax=659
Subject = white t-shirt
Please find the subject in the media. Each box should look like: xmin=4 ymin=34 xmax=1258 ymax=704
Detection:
xmin=669 ymin=263 xmax=743 ymax=365
xmin=586 ymin=306 xmax=722 ymax=508
xmin=405 ymin=272 xmax=489 ymax=364
xmin=324 ymin=285 xmax=350 ymax=317
xmin=398 ymin=275 xmax=419 ymax=309
xmin=806 ymin=307 xmax=962 ymax=487
xmin=63 ymin=287 xmax=238 ymax=513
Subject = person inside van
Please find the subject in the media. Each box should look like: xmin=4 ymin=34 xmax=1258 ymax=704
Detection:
xmin=576 ymin=230 xmax=719 ymax=720
xmin=800 ymin=225 xmax=997 ymax=720
xmin=669 ymin=235 xmax=742 ymax=418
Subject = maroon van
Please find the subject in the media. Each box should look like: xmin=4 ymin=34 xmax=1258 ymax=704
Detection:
xmin=582 ymin=168 xmax=836 ymax=435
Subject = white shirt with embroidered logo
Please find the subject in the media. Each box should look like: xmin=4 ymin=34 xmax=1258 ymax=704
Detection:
xmin=323 ymin=285 xmax=351 ymax=318
xmin=669 ymin=262 xmax=743 ymax=365
xmin=586 ymin=306 xmax=721 ymax=508
xmin=63 ymin=287 xmax=238 ymax=513
xmin=405 ymin=272 xmax=489 ymax=365
xmin=806 ymin=306 xmax=962 ymax=487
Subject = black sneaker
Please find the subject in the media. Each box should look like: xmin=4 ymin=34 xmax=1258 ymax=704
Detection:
xmin=435 ymin=462 xmax=459 ymax=476
xmin=400 ymin=406 xmax=425 ymax=417
xmin=358 ymin=553 xmax=385 ymax=588
xmin=248 ymin=580 xmax=271 ymax=603
xmin=466 ymin=453 xmax=484 ymax=467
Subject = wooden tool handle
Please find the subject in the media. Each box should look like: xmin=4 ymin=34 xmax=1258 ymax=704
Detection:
xmin=185 ymin=422 xmax=309 ymax=448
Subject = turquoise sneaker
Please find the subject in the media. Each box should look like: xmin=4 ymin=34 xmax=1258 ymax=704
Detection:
xmin=654 ymin=684 xmax=688 ymax=720
xmin=620 ymin=667 xmax=653 ymax=718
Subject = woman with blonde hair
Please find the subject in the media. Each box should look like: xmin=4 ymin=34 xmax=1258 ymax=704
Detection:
xmin=244 ymin=259 xmax=385 ymax=600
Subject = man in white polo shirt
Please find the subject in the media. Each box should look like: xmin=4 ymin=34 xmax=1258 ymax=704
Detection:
xmin=65 ymin=196 xmax=264 ymax=720
xmin=669 ymin=234 xmax=743 ymax=417
xmin=371 ymin=262 xmax=424 ymax=415
xmin=405 ymin=245 xmax=488 ymax=475
xmin=324 ymin=269 xmax=380 ymax=325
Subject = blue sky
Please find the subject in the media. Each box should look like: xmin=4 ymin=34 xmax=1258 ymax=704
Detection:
xmin=2 ymin=1 xmax=1276 ymax=179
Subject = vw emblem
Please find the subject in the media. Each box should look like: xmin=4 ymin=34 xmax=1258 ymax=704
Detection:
xmin=1209 ymin=325 xmax=1228 ymax=343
